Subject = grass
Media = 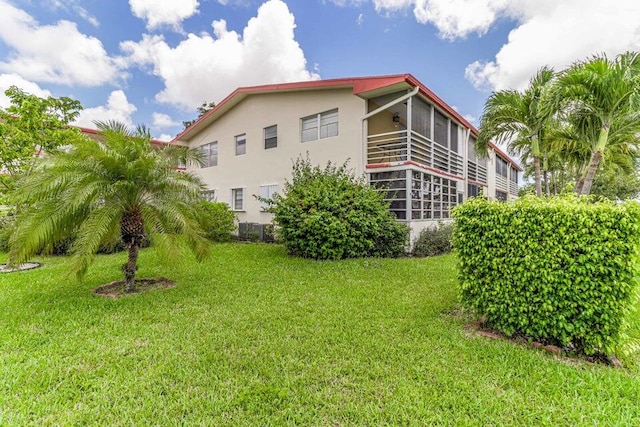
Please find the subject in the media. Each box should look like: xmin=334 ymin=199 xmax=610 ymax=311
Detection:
xmin=1 ymin=244 xmax=639 ymax=425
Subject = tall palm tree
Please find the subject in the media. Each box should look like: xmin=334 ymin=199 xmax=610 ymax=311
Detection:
xmin=477 ymin=67 xmax=556 ymax=197
xmin=553 ymin=52 xmax=640 ymax=195
xmin=9 ymin=120 xmax=210 ymax=292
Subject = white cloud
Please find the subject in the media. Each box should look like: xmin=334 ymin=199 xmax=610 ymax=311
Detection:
xmin=412 ymin=0 xmax=513 ymax=40
xmin=152 ymin=112 xmax=180 ymax=128
xmin=0 ymin=73 xmax=52 ymax=108
xmin=156 ymin=133 xmax=174 ymax=142
xmin=372 ymin=0 xmax=414 ymax=12
xmin=74 ymin=90 xmax=137 ymax=129
xmin=49 ymin=0 xmax=100 ymax=27
xmin=0 ymin=0 xmax=123 ymax=86
xmin=330 ymin=0 xmax=640 ymax=92
xmin=356 ymin=13 xmax=364 ymax=26
xmin=465 ymin=0 xmax=640 ymax=91
xmin=463 ymin=113 xmax=477 ymax=125
xmin=331 ymin=0 xmax=511 ymax=38
xmin=129 ymin=0 xmax=199 ymax=30
xmin=121 ymin=0 xmax=319 ymax=110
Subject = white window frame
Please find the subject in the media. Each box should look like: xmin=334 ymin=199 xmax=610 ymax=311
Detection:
xmin=202 ymin=189 xmax=217 ymax=202
xmin=200 ymin=141 xmax=218 ymax=167
xmin=235 ymin=134 xmax=246 ymax=156
xmin=301 ymin=109 xmax=338 ymax=142
xmin=231 ymin=188 xmax=244 ymax=211
xmin=259 ymin=184 xmax=278 ymax=211
xmin=264 ymin=125 xmax=277 ymax=149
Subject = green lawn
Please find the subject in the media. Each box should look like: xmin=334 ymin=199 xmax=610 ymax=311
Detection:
xmin=1 ymin=244 xmax=639 ymax=425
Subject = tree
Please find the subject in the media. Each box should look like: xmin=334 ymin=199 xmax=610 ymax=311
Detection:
xmin=590 ymin=158 xmax=640 ymax=201
xmin=0 ymin=86 xmax=82 ymax=194
xmin=182 ymin=101 xmax=216 ymax=130
xmin=477 ymin=67 xmax=556 ymax=197
xmin=8 ymin=120 xmax=210 ymax=292
xmin=553 ymin=52 xmax=640 ymax=195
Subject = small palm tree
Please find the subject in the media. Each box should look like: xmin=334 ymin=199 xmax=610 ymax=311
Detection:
xmin=477 ymin=67 xmax=556 ymax=197
xmin=9 ymin=120 xmax=210 ymax=292
xmin=553 ymin=52 xmax=640 ymax=195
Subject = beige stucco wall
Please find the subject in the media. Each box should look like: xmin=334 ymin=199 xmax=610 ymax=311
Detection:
xmin=184 ymin=88 xmax=367 ymax=223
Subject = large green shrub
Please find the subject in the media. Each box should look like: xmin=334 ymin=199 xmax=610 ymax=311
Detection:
xmin=412 ymin=222 xmax=454 ymax=257
xmin=267 ymin=158 xmax=408 ymax=260
xmin=453 ymin=195 xmax=640 ymax=355
xmin=196 ymin=201 xmax=237 ymax=242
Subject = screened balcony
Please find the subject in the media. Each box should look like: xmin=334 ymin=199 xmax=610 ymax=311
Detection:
xmin=366 ymin=94 xmax=463 ymax=177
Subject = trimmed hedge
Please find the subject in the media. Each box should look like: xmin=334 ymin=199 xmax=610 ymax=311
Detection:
xmin=267 ymin=157 xmax=408 ymax=260
xmin=452 ymin=196 xmax=640 ymax=355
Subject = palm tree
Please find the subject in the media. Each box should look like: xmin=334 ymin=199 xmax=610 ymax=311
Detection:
xmin=8 ymin=120 xmax=210 ymax=292
xmin=553 ymin=52 xmax=640 ymax=195
xmin=477 ymin=67 xmax=556 ymax=197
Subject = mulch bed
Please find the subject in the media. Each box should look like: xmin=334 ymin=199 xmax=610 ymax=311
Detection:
xmin=465 ymin=318 xmax=623 ymax=368
xmin=93 ymin=277 xmax=175 ymax=298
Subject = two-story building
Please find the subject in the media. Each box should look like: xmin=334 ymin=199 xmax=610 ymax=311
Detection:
xmin=174 ymin=74 xmax=521 ymax=240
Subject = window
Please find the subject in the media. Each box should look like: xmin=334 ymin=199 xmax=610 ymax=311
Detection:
xmin=200 ymin=142 xmax=217 ymax=167
xmin=468 ymin=183 xmax=481 ymax=198
xmin=301 ymin=109 xmax=338 ymax=142
xmin=264 ymin=125 xmax=277 ymax=149
xmin=259 ymin=184 xmax=278 ymax=211
xmin=433 ymin=110 xmax=448 ymax=147
xmin=201 ymin=190 xmax=217 ymax=202
xmin=450 ymin=122 xmax=458 ymax=153
xmin=370 ymin=170 xmax=407 ymax=220
xmin=467 ymin=136 xmax=477 ymax=162
xmin=231 ymin=188 xmax=244 ymax=211
xmin=510 ymin=166 xmax=518 ymax=183
xmin=235 ymin=134 xmax=246 ymax=156
xmin=496 ymin=157 xmax=508 ymax=178
xmin=496 ymin=190 xmax=508 ymax=201
xmin=411 ymin=97 xmax=431 ymax=138
xmin=371 ymin=170 xmax=462 ymax=220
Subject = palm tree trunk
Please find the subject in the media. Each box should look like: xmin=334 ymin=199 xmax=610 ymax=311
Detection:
xmin=581 ymin=126 xmax=610 ymax=196
xmin=534 ymin=156 xmax=542 ymax=197
xmin=532 ymin=135 xmax=542 ymax=197
xmin=580 ymin=151 xmax=604 ymax=196
xmin=543 ymin=155 xmax=551 ymax=196
xmin=124 ymin=244 xmax=139 ymax=293
xmin=575 ymin=176 xmax=585 ymax=194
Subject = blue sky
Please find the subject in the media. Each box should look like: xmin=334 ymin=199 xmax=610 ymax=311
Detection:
xmin=0 ymin=0 xmax=638 ymax=141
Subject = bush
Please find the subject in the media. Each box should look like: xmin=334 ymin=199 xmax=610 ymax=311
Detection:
xmin=412 ymin=222 xmax=454 ymax=257
xmin=267 ymin=157 xmax=408 ymax=260
xmin=196 ymin=201 xmax=237 ymax=242
xmin=0 ymin=210 xmax=15 ymax=253
xmin=452 ymin=195 xmax=640 ymax=355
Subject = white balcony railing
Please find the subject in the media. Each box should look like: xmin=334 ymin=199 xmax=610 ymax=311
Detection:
xmin=509 ymin=180 xmax=519 ymax=195
xmin=367 ymin=130 xmax=463 ymax=176
xmin=467 ymin=161 xmax=487 ymax=184
xmin=496 ymin=175 xmax=508 ymax=191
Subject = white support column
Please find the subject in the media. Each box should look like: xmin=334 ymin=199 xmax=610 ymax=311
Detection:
xmin=463 ymin=128 xmax=470 ymax=200
xmin=406 ymin=91 xmax=413 ymax=162
xmin=405 ymin=168 xmax=411 ymax=223
xmin=429 ymin=106 xmax=435 ymax=168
